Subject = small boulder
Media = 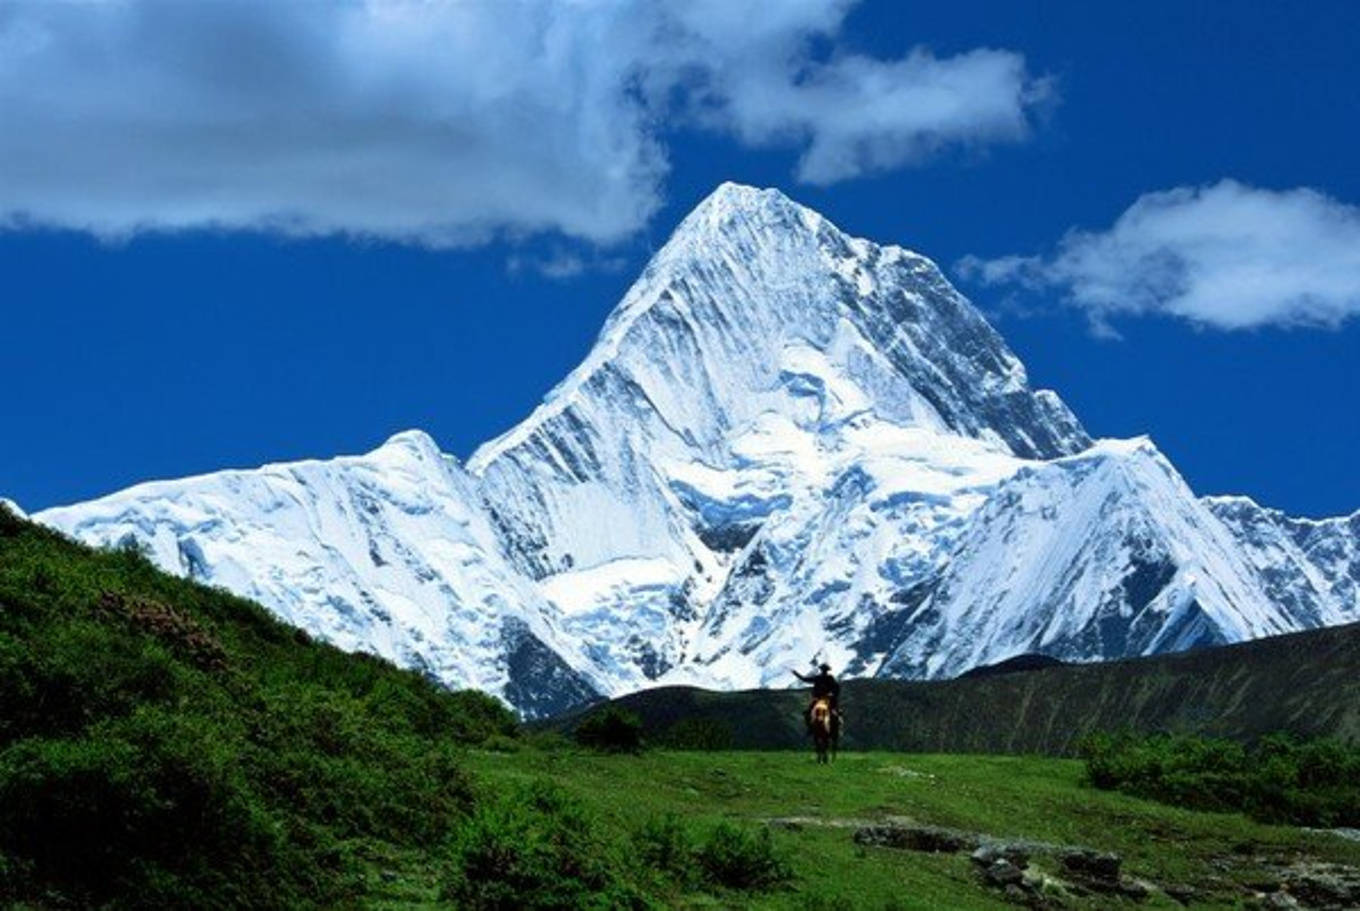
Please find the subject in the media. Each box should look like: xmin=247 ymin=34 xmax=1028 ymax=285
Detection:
xmin=853 ymin=823 xmax=979 ymax=853
xmin=972 ymin=843 xmax=1031 ymax=870
xmin=983 ymin=859 xmax=1026 ymax=889
xmin=1282 ymin=863 xmax=1360 ymax=908
xmin=1060 ymin=848 xmax=1122 ymax=883
xmin=1163 ymin=882 xmax=1197 ymax=905
xmin=1117 ymin=878 xmax=1151 ymax=900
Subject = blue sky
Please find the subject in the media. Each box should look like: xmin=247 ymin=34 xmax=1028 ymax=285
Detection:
xmin=2 ymin=0 xmax=1358 ymax=517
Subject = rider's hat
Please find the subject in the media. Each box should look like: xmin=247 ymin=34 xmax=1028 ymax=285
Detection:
xmin=818 ymin=662 xmax=832 ymax=672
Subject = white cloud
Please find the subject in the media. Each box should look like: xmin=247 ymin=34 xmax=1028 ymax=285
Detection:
xmin=700 ymin=46 xmax=1052 ymax=185
xmin=0 ymin=0 xmax=1049 ymax=247
xmin=958 ymin=180 xmax=1360 ymax=333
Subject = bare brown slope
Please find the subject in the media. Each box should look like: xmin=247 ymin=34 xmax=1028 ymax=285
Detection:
xmin=550 ymin=622 xmax=1360 ymax=755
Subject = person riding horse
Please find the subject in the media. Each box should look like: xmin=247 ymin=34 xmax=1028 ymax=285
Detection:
xmin=791 ymin=662 xmax=841 ymax=736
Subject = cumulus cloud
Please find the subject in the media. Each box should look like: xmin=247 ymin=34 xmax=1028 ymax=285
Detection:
xmin=958 ymin=180 xmax=1360 ymax=334
xmin=0 ymin=0 xmax=1049 ymax=247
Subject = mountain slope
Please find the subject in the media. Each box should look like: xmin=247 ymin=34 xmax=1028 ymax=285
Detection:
xmin=36 ymin=430 xmax=599 ymax=715
xmin=1205 ymin=496 xmax=1360 ymax=628
xmin=31 ymin=183 xmax=1360 ymax=715
xmin=877 ymin=439 xmax=1301 ymax=680
xmin=0 ymin=504 xmax=516 ymax=908
xmin=550 ymin=620 xmax=1360 ymax=755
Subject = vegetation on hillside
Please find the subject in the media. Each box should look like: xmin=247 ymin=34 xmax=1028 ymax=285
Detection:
xmin=4 ymin=503 xmax=1360 ymax=909
xmin=1080 ymin=730 xmax=1360 ymax=827
xmin=552 ymin=617 xmax=1360 ymax=754
xmin=0 ymin=507 xmax=795 ymax=909
xmin=573 ymin=705 xmax=645 ymax=753
xmin=0 ymin=506 xmax=515 ymax=907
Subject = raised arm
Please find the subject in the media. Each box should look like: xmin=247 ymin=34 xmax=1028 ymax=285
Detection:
xmin=790 ymin=669 xmax=814 ymax=683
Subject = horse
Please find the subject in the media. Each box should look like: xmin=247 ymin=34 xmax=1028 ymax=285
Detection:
xmin=809 ymin=696 xmax=837 ymax=764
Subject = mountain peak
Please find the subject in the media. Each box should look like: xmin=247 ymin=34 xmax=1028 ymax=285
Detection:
xmin=371 ymin=429 xmax=446 ymax=465
xmin=471 ymin=181 xmax=1090 ymax=478
xmin=690 ymin=180 xmax=797 ymax=215
xmin=672 ymin=181 xmax=820 ymax=247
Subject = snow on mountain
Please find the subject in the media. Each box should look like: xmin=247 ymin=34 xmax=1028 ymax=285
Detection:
xmin=1203 ymin=496 xmax=1360 ymax=629
xmin=36 ymin=430 xmax=599 ymax=715
xmin=462 ymin=182 xmax=1092 ymax=695
xmin=31 ymin=183 xmax=1360 ymax=716
xmin=878 ymin=439 xmax=1301 ymax=680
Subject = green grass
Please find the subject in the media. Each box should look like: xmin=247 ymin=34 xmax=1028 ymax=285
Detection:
xmin=5 ymin=504 xmax=1360 ymax=909
xmin=448 ymin=747 xmax=1360 ymax=910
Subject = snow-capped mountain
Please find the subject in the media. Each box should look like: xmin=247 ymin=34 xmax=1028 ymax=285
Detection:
xmin=1203 ymin=496 xmax=1360 ymax=629
xmin=36 ymin=429 xmax=599 ymax=715
xmin=31 ymin=183 xmax=1359 ymax=716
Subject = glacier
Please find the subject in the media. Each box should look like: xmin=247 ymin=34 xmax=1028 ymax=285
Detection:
xmin=30 ymin=183 xmax=1360 ymax=716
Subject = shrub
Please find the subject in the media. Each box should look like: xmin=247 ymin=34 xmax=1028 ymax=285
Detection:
xmin=0 ymin=513 xmax=498 ymax=907
xmin=0 ymin=619 xmax=187 ymax=748
xmin=443 ymin=688 xmax=522 ymax=743
xmin=1079 ymin=730 xmax=1360 ymax=826
xmin=574 ymin=706 xmax=644 ymax=753
xmin=245 ymin=682 xmax=476 ymax=845
xmin=440 ymin=779 xmax=651 ymax=910
xmin=633 ymin=815 xmax=790 ymax=894
xmin=482 ymin=732 xmax=523 ymax=753
xmin=633 ymin=813 xmax=694 ymax=884
xmin=694 ymin=821 xmax=791 ymax=891
xmin=0 ymin=710 xmax=315 ymax=908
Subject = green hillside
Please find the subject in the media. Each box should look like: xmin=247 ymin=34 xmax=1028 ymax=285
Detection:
xmin=551 ymin=622 xmax=1360 ymax=754
xmin=0 ymin=505 xmax=515 ymax=907
xmin=5 ymin=502 xmax=1360 ymax=910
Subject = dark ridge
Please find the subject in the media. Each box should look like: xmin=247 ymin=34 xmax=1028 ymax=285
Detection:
xmin=957 ymin=652 xmax=1067 ymax=679
xmin=545 ymin=621 xmax=1360 ymax=756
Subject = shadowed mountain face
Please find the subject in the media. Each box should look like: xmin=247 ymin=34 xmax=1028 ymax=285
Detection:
xmin=32 ymin=184 xmax=1360 ymax=716
xmin=551 ymin=622 xmax=1360 ymax=755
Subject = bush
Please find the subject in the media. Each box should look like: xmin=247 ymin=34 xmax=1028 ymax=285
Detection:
xmin=633 ymin=815 xmax=790 ymax=894
xmin=0 ymin=513 xmax=500 ymax=907
xmin=694 ymin=821 xmax=791 ymax=891
xmin=0 ymin=710 xmax=316 ymax=908
xmin=574 ymin=706 xmax=644 ymax=753
xmin=633 ymin=813 xmax=694 ymax=884
xmin=1079 ymin=730 xmax=1360 ymax=826
xmin=441 ymin=779 xmax=651 ymax=910
xmin=0 ymin=619 xmax=187 ymax=748
xmin=443 ymin=688 xmax=521 ymax=742
xmin=482 ymin=732 xmax=523 ymax=753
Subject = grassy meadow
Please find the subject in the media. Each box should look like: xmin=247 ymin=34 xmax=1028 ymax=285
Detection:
xmin=358 ymin=745 xmax=1360 ymax=909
